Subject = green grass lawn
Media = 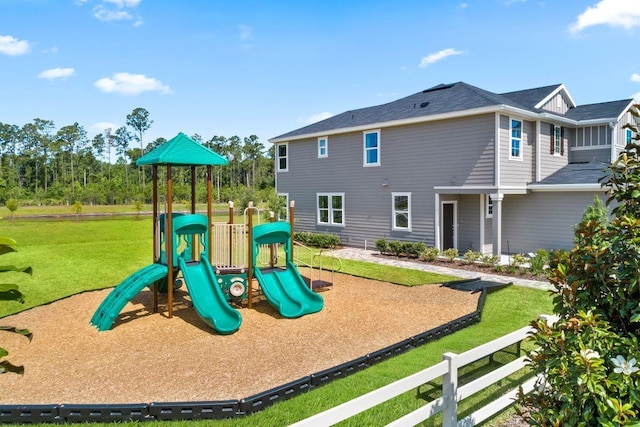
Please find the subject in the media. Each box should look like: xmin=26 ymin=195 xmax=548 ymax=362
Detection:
xmin=0 ymin=217 xmax=554 ymax=426
xmin=4 ymin=203 xmax=231 ymax=218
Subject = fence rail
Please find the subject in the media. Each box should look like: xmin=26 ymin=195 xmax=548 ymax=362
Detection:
xmin=290 ymin=325 xmax=537 ymax=427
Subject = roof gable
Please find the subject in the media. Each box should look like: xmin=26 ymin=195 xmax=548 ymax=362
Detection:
xmin=136 ymin=132 xmax=228 ymax=166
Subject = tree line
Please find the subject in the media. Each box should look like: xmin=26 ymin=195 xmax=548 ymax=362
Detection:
xmin=0 ymin=108 xmax=276 ymax=207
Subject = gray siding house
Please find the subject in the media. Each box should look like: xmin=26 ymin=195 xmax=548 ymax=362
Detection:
xmin=270 ymin=82 xmax=637 ymax=255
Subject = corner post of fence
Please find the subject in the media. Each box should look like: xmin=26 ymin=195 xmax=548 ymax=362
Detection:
xmin=442 ymin=352 xmax=459 ymax=427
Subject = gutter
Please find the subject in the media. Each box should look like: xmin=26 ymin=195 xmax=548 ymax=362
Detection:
xmin=527 ymin=183 xmax=604 ymax=192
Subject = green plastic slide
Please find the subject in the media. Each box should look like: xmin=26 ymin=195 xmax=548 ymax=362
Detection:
xmin=178 ymin=257 xmax=242 ymax=334
xmin=254 ymin=260 xmax=324 ymax=318
xmin=91 ymin=263 xmax=168 ymax=331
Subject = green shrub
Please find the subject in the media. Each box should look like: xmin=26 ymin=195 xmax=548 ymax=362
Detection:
xmin=375 ymin=238 xmax=389 ymax=254
xmin=419 ymin=247 xmax=439 ymax=262
xmin=480 ymin=254 xmax=499 ymax=268
xmin=463 ymin=250 xmax=481 ymax=264
xmin=529 ymin=249 xmax=548 ymax=276
xmin=293 ymin=232 xmax=340 ymax=249
xmin=402 ymin=242 xmax=426 ymax=258
xmin=388 ymin=240 xmax=403 ymax=257
xmin=442 ymin=248 xmax=458 ymax=262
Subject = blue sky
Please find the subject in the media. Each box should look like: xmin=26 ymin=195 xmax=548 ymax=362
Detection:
xmin=1 ymin=0 xmax=640 ymax=148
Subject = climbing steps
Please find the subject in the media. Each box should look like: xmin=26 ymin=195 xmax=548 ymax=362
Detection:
xmin=90 ymin=264 xmax=168 ymax=331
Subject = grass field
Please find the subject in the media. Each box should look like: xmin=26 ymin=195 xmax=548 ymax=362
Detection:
xmin=0 ymin=216 xmax=553 ymax=426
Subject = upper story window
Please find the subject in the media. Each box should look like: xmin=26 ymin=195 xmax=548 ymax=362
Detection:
xmin=277 ymin=193 xmax=289 ymax=221
xmin=392 ymin=193 xmax=411 ymax=231
xmin=626 ymin=128 xmax=634 ymax=146
xmin=553 ymin=125 xmax=563 ymax=156
xmin=510 ymin=119 xmax=522 ymax=160
xmin=317 ymin=193 xmax=344 ymax=226
xmin=550 ymin=125 xmax=564 ymax=155
xmin=363 ymin=130 xmax=380 ymax=166
xmin=318 ymin=137 xmax=328 ymax=158
xmin=485 ymin=195 xmax=493 ymax=218
xmin=276 ymin=142 xmax=288 ymax=172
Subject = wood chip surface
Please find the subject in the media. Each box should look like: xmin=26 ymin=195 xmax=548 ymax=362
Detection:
xmin=0 ymin=270 xmax=478 ymax=404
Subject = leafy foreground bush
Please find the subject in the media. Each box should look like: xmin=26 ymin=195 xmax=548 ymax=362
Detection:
xmin=520 ymin=137 xmax=640 ymax=425
xmin=0 ymin=237 xmax=32 ymax=374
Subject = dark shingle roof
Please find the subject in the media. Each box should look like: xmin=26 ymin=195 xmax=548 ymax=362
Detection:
xmin=271 ymin=82 xmax=633 ymax=141
xmin=564 ymin=99 xmax=633 ymax=121
xmin=500 ymin=84 xmax=562 ymax=110
xmin=273 ymin=82 xmax=534 ymax=140
xmin=538 ymin=161 xmax=609 ymax=185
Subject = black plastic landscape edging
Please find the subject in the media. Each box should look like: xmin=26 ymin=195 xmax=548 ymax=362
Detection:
xmin=0 ymin=279 xmax=487 ymax=424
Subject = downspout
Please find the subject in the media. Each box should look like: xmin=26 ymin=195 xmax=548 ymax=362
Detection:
xmin=494 ymin=113 xmax=501 ymax=186
xmin=535 ymin=120 xmax=541 ymax=182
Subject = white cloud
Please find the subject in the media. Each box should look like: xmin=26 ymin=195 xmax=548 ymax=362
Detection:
xmin=570 ymin=0 xmax=640 ymax=33
xmin=0 ymin=35 xmax=30 ymax=56
xmin=103 ymin=0 xmax=141 ymax=7
xmin=631 ymin=73 xmax=640 ymax=83
xmin=94 ymin=72 xmax=172 ymax=96
xmin=42 ymin=46 xmax=58 ymax=54
xmin=37 ymin=67 xmax=75 ymax=80
xmin=90 ymin=122 xmax=120 ymax=135
xmin=419 ymin=48 xmax=464 ymax=67
xmin=634 ymin=91 xmax=640 ymax=102
xmin=459 ymin=3 xmax=468 ymax=9
xmin=238 ymin=24 xmax=252 ymax=40
xmin=94 ymin=6 xmax=133 ymax=22
xmin=300 ymin=112 xmax=333 ymax=125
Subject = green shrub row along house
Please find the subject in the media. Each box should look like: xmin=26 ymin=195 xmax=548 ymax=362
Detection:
xmin=271 ymin=82 xmax=637 ymax=255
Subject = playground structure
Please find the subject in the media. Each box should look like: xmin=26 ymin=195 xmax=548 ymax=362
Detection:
xmin=91 ymin=133 xmax=330 ymax=335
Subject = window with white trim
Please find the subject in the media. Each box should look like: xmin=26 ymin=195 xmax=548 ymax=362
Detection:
xmin=318 ymin=136 xmax=328 ymax=158
xmin=626 ymin=128 xmax=634 ymax=146
xmin=363 ymin=130 xmax=380 ymax=166
xmin=277 ymin=193 xmax=289 ymax=221
xmin=392 ymin=193 xmax=411 ymax=231
xmin=317 ymin=193 xmax=344 ymax=226
xmin=486 ymin=195 xmax=493 ymax=218
xmin=510 ymin=119 xmax=522 ymax=160
xmin=553 ymin=125 xmax=562 ymax=155
xmin=276 ymin=142 xmax=288 ymax=172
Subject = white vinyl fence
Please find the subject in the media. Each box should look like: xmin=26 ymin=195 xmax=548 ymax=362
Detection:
xmin=290 ymin=325 xmax=541 ymax=427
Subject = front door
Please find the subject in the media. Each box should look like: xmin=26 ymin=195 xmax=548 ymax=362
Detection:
xmin=442 ymin=202 xmax=456 ymax=250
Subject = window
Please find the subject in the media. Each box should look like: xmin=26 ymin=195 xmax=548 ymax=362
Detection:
xmin=276 ymin=143 xmax=288 ymax=172
xmin=277 ymin=193 xmax=289 ymax=220
xmin=485 ymin=195 xmax=493 ymax=218
xmin=549 ymin=125 xmax=564 ymax=156
xmin=318 ymin=137 xmax=328 ymax=158
xmin=392 ymin=193 xmax=411 ymax=231
xmin=363 ymin=130 xmax=380 ymax=166
xmin=317 ymin=193 xmax=344 ymax=226
xmin=510 ymin=119 xmax=522 ymax=160
xmin=626 ymin=128 xmax=634 ymax=146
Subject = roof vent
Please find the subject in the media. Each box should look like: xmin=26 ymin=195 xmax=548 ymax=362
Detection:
xmin=420 ymin=102 xmax=429 ymax=108
xmin=422 ymin=83 xmax=454 ymax=93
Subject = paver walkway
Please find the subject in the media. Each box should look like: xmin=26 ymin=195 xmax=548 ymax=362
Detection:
xmin=331 ymin=247 xmax=554 ymax=291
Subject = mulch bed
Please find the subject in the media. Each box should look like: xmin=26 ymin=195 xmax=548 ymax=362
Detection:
xmin=0 ymin=269 xmax=479 ymax=405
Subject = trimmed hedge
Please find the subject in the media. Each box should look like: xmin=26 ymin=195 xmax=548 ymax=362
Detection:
xmin=294 ymin=232 xmax=340 ymax=249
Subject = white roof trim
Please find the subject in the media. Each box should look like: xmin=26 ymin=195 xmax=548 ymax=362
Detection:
xmin=528 ymin=183 xmax=603 ymax=192
xmin=616 ymin=99 xmax=637 ymax=122
xmin=534 ymin=84 xmax=576 ymax=110
xmin=434 ymin=185 xmax=528 ymax=195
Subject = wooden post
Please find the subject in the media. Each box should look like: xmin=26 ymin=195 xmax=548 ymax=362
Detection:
xmin=166 ymin=165 xmax=173 ymax=319
xmin=191 ymin=165 xmax=197 ymax=260
xmin=228 ymin=201 xmax=234 ymax=267
xmin=247 ymin=201 xmax=253 ymax=309
xmin=269 ymin=211 xmax=275 ymax=267
xmin=289 ymin=201 xmax=295 ymax=264
xmin=152 ymin=165 xmax=158 ymax=313
xmin=207 ymin=165 xmax=212 ymax=261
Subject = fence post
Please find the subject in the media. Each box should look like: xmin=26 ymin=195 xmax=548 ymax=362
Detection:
xmin=442 ymin=352 xmax=459 ymax=427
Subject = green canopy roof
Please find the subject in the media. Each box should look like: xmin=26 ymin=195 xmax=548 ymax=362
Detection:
xmin=136 ymin=132 xmax=229 ymax=166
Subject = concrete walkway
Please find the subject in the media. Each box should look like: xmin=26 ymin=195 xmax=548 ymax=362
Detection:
xmin=331 ymin=247 xmax=554 ymax=291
